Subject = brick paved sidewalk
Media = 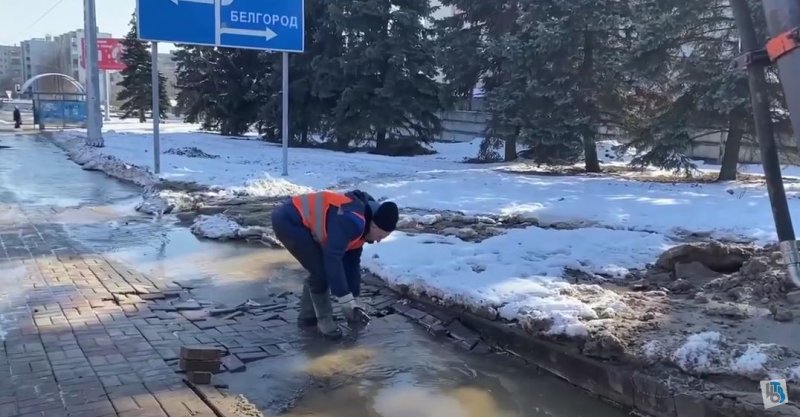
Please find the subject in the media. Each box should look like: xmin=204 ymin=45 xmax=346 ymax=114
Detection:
xmin=0 ymin=203 xmax=494 ymax=417
xmin=0 ymin=209 xmax=220 ymax=417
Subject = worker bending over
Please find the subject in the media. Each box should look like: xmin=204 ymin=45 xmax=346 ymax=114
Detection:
xmin=271 ymin=189 xmax=398 ymax=339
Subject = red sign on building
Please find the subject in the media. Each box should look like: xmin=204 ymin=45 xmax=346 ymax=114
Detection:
xmin=81 ymin=38 xmax=126 ymax=71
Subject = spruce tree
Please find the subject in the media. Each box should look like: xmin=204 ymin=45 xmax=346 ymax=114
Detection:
xmin=173 ymin=46 xmax=267 ymax=136
xmin=435 ymin=0 xmax=522 ymax=161
xmin=117 ymin=13 xmax=169 ymax=122
xmin=625 ymin=0 xmax=788 ymax=178
xmin=320 ymin=0 xmax=443 ymax=154
xmin=258 ymin=0 xmax=333 ymax=145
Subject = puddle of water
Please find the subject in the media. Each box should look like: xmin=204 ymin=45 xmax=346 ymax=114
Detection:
xmin=219 ymin=314 xmax=628 ymax=417
xmin=0 ymin=136 xmax=139 ymax=207
xmin=14 ymin=152 xmax=630 ymax=417
xmin=61 ymin=212 xmax=299 ymax=307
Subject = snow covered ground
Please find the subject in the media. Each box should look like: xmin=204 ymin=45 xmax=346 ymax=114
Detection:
xmin=53 ymin=121 xmax=800 ymax=342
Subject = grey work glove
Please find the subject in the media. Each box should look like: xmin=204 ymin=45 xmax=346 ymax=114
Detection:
xmin=337 ymin=293 xmax=371 ymax=324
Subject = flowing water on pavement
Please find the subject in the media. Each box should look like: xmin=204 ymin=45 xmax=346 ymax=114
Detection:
xmin=0 ymin=134 xmax=630 ymax=417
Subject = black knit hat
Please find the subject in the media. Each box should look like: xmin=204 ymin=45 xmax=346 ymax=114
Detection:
xmin=372 ymin=201 xmax=399 ymax=232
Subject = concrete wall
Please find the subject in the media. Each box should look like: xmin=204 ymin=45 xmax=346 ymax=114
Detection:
xmin=688 ymin=130 xmax=800 ymax=165
xmin=438 ymin=110 xmax=488 ymax=142
xmin=436 ymin=110 xmax=800 ymax=165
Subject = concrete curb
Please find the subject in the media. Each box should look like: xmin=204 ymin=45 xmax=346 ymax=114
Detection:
xmin=381 ymin=284 xmax=800 ymax=417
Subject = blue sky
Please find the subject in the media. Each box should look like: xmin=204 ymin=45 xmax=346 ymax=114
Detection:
xmin=1 ymin=0 xmax=175 ymax=50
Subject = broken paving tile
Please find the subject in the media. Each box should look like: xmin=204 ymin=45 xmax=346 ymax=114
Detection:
xmin=132 ymin=284 xmax=153 ymax=294
xmin=174 ymin=301 xmax=203 ymax=311
xmin=373 ymin=299 xmax=396 ymax=311
xmin=186 ymin=371 xmax=212 ymax=385
xmin=181 ymin=345 xmax=224 ymax=361
xmin=263 ymin=345 xmax=284 ymax=356
xmin=222 ymin=311 xmax=243 ymax=321
xmin=401 ymin=308 xmax=427 ymax=321
xmin=180 ymin=358 xmax=221 ymax=373
xmin=392 ymin=302 xmax=411 ymax=314
xmin=209 ymin=307 xmax=240 ymax=316
xmin=368 ymin=295 xmax=394 ymax=307
xmin=180 ymin=310 xmax=209 ymax=322
xmin=156 ymin=311 xmax=179 ymax=320
xmin=222 ymin=355 xmax=246 ymax=373
xmin=446 ymin=320 xmax=480 ymax=344
xmin=426 ymin=308 xmax=457 ymax=325
xmin=236 ymin=351 xmax=269 ymax=363
xmin=193 ymin=320 xmax=221 ymax=330
xmin=419 ymin=314 xmax=441 ymax=328
xmin=229 ymin=346 xmax=262 ymax=355
xmin=427 ymin=324 xmax=448 ymax=337
xmin=173 ymin=281 xmax=195 ymax=290
xmin=150 ymin=304 xmax=177 ymax=312
xmin=162 ymin=290 xmax=183 ymax=299
xmin=140 ymin=293 xmax=166 ymax=301
xmin=157 ymin=348 xmax=180 ymax=361
xmin=470 ymin=341 xmax=492 ymax=354
xmin=455 ymin=338 xmax=478 ymax=351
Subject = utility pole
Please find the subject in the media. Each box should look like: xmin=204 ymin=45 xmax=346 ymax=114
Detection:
xmin=282 ymin=52 xmax=289 ymax=177
xmin=762 ymin=0 xmax=800 ymax=150
xmin=732 ymin=0 xmax=800 ymax=287
xmin=83 ymin=0 xmax=104 ymax=146
xmin=151 ymin=42 xmax=161 ymax=174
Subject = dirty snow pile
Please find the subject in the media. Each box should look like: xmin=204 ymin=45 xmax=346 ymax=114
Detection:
xmin=164 ymin=146 xmax=220 ymax=159
xmin=228 ymin=176 xmax=313 ymax=198
xmin=51 ymin=133 xmax=157 ymax=187
xmin=364 ymin=226 xmax=672 ymax=337
xmin=190 ymin=214 xmax=241 ymax=240
xmin=641 ymin=332 xmax=793 ymax=380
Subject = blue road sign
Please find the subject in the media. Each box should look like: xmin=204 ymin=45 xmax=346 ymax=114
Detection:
xmin=137 ymin=0 xmax=304 ymax=53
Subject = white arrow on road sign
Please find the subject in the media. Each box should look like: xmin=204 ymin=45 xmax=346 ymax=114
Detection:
xmin=169 ymin=0 xmax=233 ymax=6
xmin=220 ymin=26 xmax=278 ymax=40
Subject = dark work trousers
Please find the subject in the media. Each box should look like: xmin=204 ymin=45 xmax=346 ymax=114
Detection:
xmin=271 ymin=204 xmax=329 ymax=294
xmin=271 ymin=203 xmax=362 ymax=297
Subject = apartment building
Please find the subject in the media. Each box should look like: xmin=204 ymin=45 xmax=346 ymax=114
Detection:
xmin=0 ymin=45 xmax=22 ymax=93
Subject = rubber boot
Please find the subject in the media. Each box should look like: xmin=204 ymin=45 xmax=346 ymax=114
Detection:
xmin=297 ymin=284 xmax=317 ymax=327
xmin=309 ymin=291 xmax=342 ymax=339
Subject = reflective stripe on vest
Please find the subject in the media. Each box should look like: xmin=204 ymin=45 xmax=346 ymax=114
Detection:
xmin=295 ymin=192 xmax=328 ymax=242
xmin=346 ymin=212 xmax=366 ymax=251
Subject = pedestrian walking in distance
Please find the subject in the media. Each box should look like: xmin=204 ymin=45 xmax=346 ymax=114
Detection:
xmin=13 ymin=106 xmax=21 ymax=129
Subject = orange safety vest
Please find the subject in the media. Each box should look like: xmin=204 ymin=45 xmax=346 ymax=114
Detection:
xmin=292 ymin=191 xmax=367 ymax=251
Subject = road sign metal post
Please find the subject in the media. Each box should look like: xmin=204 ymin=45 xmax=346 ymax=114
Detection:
xmin=137 ymin=0 xmax=305 ymax=176
xmin=151 ymin=42 xmax=161 ymax=175
xmin=282 ymin=52 xmax=289 ymax=176
xmin=104 ymin=71 xmax=111 ymax=121
xmin=83 ymin=0 xmax=104 ymax=146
